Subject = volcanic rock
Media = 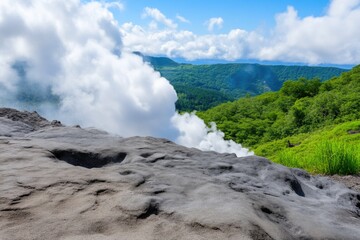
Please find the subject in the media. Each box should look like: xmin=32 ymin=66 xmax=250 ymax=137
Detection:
xmin=0 ymin=108 xmax=359 ymax=240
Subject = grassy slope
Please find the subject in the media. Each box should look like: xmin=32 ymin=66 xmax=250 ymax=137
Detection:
xmin=254 ymin=120 xmax=360 ymax=174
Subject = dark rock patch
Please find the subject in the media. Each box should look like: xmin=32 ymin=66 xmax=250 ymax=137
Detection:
xmin=348 ymin=129 xmax=360 ymax=134
xmin=50 ymin=149 xmax=127 ymax=168
xmin=137 ymin=200 xmax=160 ymax=219
xmin=249 ymin=224 xmax=274 ymax=240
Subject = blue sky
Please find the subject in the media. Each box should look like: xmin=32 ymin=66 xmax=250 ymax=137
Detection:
xmin=104 ymin=0 xmax=360 ymax=65
xmin=113 ymin=0 xmax=330 ymax=33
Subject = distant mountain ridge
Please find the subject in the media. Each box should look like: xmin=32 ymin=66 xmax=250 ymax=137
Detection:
xmin=139 ymin=54 xmax=348 ymax=111
xmin=134 ymin=52 xmax=179 ymax=68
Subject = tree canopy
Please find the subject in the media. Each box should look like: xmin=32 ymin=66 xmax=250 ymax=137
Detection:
xmin=197 ymin=65 xmax=360 ymax=147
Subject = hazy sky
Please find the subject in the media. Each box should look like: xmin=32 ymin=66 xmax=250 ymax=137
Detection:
xmin=98 ymin=0 xmax=360 ymax=65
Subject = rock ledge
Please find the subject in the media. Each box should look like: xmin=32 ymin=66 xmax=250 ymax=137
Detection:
xmin=0 ymin=108 xmax=359 ymax=240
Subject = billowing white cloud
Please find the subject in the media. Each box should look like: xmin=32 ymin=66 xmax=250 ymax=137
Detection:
xmin=103 ymin=0 xmax=124 ymax=11
xmin=206 ymin=17 xmax=224 ymax=31
xmin=258 ymin=0 xmax=360 ymax=64
xmin=172 ymin=113 xmax=253 ymax=156
xmin=0 ymin=0 xmax=251 ymax=157
xmin=120 ymin=23 xmax=263 ymax=60
xmin=0 ymin=0 xmax=177 ymax=139
xmin=176 ymin=14 xmax=190 ymax=24
xmin=122 ymin=0 xmax=360 ymax=64
xmin=328 ymin=0 xmax=360 ymax=17
xmin=143 ymin=7 xmax=177 ymax=29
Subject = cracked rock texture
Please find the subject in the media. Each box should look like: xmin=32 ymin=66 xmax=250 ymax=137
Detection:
xmin=0 ymin=108 xmax=359 ymax=240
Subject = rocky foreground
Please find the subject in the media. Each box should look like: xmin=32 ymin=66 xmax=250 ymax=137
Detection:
xmin=0 ymin=108 xmax=359 ymax=240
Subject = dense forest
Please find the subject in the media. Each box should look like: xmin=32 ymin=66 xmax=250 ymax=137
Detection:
xmin=141 ymin=55 xmax=347 ymax=111
xmin=197 ymin=65 xmax=360 ymax=174
xmin=197 ymin=65 xmax=360 ymax=146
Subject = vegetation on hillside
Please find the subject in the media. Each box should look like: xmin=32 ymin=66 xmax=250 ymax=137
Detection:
xmin=173 ymin=84 xmax=232 ymax=111
xmin=147 ymin=56 xmax=347 ymax=111
xmin=197 ymin=65 xmax=360 ymax=174
xmin=198 ymin=65 xmax=360 ymax=146
xmin=255 ymin=121 xmax=360 ymax=174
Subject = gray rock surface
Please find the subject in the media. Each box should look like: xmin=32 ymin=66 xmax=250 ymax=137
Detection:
xmin=0 ymin=108 xmax=359 ymax=240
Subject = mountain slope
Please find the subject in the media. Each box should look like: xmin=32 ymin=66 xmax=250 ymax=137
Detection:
xmin=198 ymin=65 xmax=360 ymax=146
xmin=197 ymin=65 xmax=360 ymax=174
xmin=142 ymin=55 xmax=347 ymax=111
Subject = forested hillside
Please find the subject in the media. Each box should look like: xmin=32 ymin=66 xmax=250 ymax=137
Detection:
xmin=197 ymin=65 xmax=360 ymax=147
xmin=143 ymin=55 xmax=347 ymax=111
xmin=197 ymin=65 xmax=360 ymax=174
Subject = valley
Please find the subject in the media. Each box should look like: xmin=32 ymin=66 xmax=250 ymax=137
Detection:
xmin=141 ymin=54 xmax=347 ymax=111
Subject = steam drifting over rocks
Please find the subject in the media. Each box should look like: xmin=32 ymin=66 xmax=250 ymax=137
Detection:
xmin=0 ymin=108 xmax=359 ymax=240
xmin=0 ymin=0 xmax=251 ymax=157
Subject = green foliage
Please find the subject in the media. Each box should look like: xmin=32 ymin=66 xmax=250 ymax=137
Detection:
xmin=275 ymin=140 xmax=360 ymax=175
xmin=198 ymin=65 xmax=360 ymax=148
xmin=281 ymin=78 xmax=321 ymax=98
xmin=145 ymin=55 xmax=346 ymax=111
xmin=254 ymin=120 xmax=360 ymax=175
xmin=268 ymin=65 xmax=346 ymax=83
xmin=314 ymin=141 xmax=359 ymax=175
xmin=277 ymin=150 xmax=307 ymax=170
xmin=174 ymin=84 xmax=232 ymax=111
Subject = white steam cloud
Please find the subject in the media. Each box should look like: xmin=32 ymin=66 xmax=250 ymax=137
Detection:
xmin=0 ymin=0 xmax=252 ymax=157
xmin=172 ymin=113 xmax=252 ymax=156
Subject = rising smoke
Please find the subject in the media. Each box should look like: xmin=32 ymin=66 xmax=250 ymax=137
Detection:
xmin=0 ymin=0 xmax=252 ymax=157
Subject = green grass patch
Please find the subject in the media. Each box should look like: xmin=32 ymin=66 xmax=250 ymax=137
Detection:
xmin=254 ymin=120 xmax=360 ymax=175
xmin=314 ymin=141 xmax=359 ymax=175
xmin=278 ymin=150 xmax=306 ymax=169
xmin=276 ymin=141 xmax=360 ymax=175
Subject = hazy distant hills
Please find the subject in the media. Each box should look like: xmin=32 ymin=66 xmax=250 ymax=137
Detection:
xmin=140 ymin=54 xmax=348 ymax=111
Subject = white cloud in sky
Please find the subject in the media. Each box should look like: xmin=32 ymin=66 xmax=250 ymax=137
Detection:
xmin=122 ymin=0 xmax=360 ymax=64
xmin=103 ymin=0 xmax=124 ymax=11
xmin=206 ymin=17 xmax=224 ymax=31
xmin=328 ymin=0 xmax=360 ymax=16
xmin=120 ymin=22 xmax=263 ymax=60
xmin=0 ymin=0 xmax=251 ymax=157
xmin=258 ymin=0 xmax=360 ymax=64
xmin=176 ymin=14 xmax=190 ymax=24
xmin=143 ymin=7 xmax=177 ymax=29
